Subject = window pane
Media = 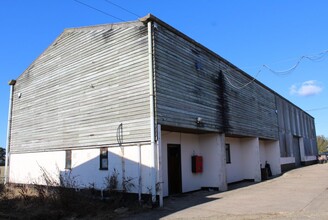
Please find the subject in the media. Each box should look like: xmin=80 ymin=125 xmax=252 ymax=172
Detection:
xmin=225 ymin=144 xmax=231 ymax=164
xmin=101 ymin=149 xmax=107 ymax=156
xmin=101 ymin=158 xmax=108 ymax=169
xmin=100 ymin=148 xmax=108 ymax=170
xmin=65 ymin=150 xmax=72 ymax=169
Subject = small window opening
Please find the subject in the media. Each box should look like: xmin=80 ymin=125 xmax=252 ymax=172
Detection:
xmin=225 ymin=144 xmax=231 ymax=164
xmin=65 ymin=150 xmax=72 ymax=169
xmin=100 ymin=147 xmax=108 ymax=170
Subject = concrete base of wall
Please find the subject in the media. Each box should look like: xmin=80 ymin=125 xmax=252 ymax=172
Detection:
xmin=281 ymin=163 xmax=296 ymax=172
xmin=301 ymin=160 xmax=317 ymax=166
xmin=227 ymin=179 xmax=255 ymax=185
xmin=281 ymin=159 xmax=318 ymax=172
xmin=201 ymin=186 xmax=219 ymax=191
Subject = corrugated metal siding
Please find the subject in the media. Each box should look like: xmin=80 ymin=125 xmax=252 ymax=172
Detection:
xmin=10 ymin=22 xmax=150 ymax=153
xmin=154 ymin=23 xmax=278 ymax=139
xmin=275 ymin=96 xmax=317 ymax=157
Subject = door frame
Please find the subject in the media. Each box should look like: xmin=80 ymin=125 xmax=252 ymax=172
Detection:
xmin=167 ymin=144 xmax=182 ymax=195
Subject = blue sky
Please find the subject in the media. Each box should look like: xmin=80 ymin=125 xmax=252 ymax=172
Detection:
xmin=1 ymin=0 xmax=328 ymax=149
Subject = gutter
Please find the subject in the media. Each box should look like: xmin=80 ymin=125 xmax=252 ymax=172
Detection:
xmin=147 ymin=20 xmax=157 ymax=204
xmin=5 ymin=79 xmax=16 ymax=184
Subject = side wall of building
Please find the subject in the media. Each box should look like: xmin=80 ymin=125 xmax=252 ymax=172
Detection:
xmin=154 ymin=24 xmax=223 ymax=132
xmin=222 ymin=75 xmax=278 ymax=139
xmin=154 ymin=22 xmax=278 ymax=139
xmin=275 ymin=96 xmax=317 ymax=170
xmin=153 ymin=19 xmax=316 ymax=182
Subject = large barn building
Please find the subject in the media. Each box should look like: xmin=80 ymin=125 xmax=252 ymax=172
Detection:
xmin=5 ymin=14 xmax=317 ymax=205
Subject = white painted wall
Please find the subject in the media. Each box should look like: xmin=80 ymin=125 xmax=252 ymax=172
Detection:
xmin=259 ymin=140 xmax=281 ymax=176
xmin=199 ymin=133 xmax=227 ymax=191
xmin=180 ymin=133 xmax=203 ymax=193
xmin=226 ymin=137 xmax=261 ymax=183
xmin=161 ymin=131 xmax=226 ymax=197
xmin=10 ymin=151 xmax=65 ymax=185
xmin=9 ymin=144 xmax=153 ymax=194
xmin=241 ymin=138 xmax=261 ymax=182
xmin=161 ymin=131 xmax=201 ymax=197
xmin=9 ymin=134 xmax=286 ymax=197
xmin=70 ymin=148 xmax=110 ymax=188
xmin=225 ymin=138 xmax=243 ymax=183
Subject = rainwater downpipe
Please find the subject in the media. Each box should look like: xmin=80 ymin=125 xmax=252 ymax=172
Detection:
xmin=5 ymin=80 xmax=16 ymax=184
xmin=157 ymin=124 xmax=163 ymax=207
xmin=147 ymin=20 xmax=157 ymax=204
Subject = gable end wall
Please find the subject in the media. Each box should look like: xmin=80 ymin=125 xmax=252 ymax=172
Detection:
xmin=10 ymin=23 xmax=150 ymax=153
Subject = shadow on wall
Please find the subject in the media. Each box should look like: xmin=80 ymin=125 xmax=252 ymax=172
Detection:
xmin=50 ymin=148 xmax=222 ymax=219
xmin=56 ymin=148 xmax=154 ymax=196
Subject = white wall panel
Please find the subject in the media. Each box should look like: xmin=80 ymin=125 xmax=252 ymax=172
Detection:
xmin=9 ymin=144 xmax=153 ymax=194
xmin=259 ymin=140 xmax=281 ymax=176
xmin=161 ymin=131 xmax=226 ymax=196
xmin=226 ymin=137 xmax=262 ymax=183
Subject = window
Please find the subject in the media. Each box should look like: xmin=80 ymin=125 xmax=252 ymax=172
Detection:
xmin=65 ymin=150 xmax=72 ymax=169
xmin=225 ymin=144 xmax=231 ymax=164
xmin=100 ymin=147 xmax=108 ymax=170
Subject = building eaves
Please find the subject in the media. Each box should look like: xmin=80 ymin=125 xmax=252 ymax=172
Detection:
xmin=63 ymin=20 xmax=143 ymax=32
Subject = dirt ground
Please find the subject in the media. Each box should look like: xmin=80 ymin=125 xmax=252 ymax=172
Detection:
xmin=0 ymin=184 xmax=151 ymax=219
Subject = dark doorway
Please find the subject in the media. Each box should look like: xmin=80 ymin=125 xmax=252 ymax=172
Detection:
xmin=167 ymin=144 xmax=182 ymax=195
xmin=293 ymin=136 xmax=301 ymax=167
